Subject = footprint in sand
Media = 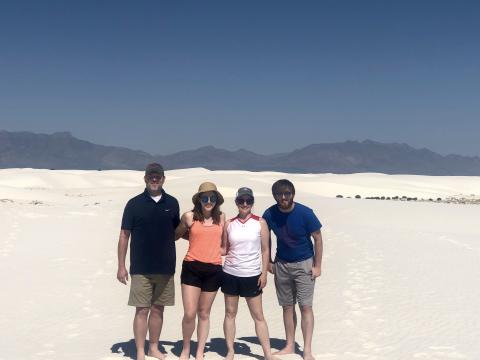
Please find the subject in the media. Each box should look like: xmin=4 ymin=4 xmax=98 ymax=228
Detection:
xmin=440 ymin=235 xmax=473 ymax=251
xmin=35 ymin=350 xmax=56 ymax=357
xmin=343 ymin=351 xmax=369 ymax=358
xmin=362 ymin=342 xmax=377 ymax=349
xmin=413 ymin=346 xmax=467 ymax=359
xmin=351 ymin=310 xmax=364 ymax=316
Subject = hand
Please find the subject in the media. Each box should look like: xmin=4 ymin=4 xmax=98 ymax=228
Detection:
xmin=117 ymin=266 xmax=129 ymax=285
xmin=258 ymin=272 xmax=267 ymax=289
xmin=311 ymin=266 xmax=321 ymax=280
xmin=267 ymin=262 xmax=275 ymax=274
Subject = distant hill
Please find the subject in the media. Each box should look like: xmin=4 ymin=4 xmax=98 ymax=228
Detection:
xmin=2 ymin=130 xmax=480 ymax=175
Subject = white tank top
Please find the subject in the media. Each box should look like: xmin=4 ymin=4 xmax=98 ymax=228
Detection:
xmin=223 ymin=214 xmax=262 ymax=277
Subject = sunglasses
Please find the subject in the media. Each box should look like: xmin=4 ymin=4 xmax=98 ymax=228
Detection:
xmin=147 ymin=174 xmax=162 ymax=182
xmin=274 ymin=191 xmax=293 ymax=198
xmin=235 ymin=197 xmax=254 ymax=205
xmin=200 ymin=194 xmax=218 ymax=204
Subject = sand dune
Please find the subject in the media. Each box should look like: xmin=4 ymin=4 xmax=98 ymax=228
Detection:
xmin=1 ymin=169 xmax=479 ymax=359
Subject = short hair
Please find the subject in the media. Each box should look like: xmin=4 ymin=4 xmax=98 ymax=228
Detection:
xmin=145 ymin=163 xmax=165 ymax=177
xmin=272 ymin=179 xmax=295 ymax=196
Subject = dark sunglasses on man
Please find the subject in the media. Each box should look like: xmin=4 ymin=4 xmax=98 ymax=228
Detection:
xmin=274 ymin=191 xmax=293 ymax=199
xmin=147 ymin=174 xmax=163 ymax=182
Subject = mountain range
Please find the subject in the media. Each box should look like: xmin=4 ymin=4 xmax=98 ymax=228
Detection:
xmin=1 ymin=130 xmax=480 ymax=175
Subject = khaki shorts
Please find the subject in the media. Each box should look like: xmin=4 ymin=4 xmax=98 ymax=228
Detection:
xmin=128 ymin=274 xmax=175 ymax=307
xmin=274 ymin=257 xmax=315 ymax=307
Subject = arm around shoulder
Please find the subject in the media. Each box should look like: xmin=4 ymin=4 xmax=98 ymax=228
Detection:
xmin=175 ymin=211 xmax=193 ymax=240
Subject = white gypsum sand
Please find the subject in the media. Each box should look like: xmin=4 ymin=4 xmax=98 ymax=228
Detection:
xmin=0 ymin=168 xmax=479 ymax=360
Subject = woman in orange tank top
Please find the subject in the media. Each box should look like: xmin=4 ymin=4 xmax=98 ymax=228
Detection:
xmin=175 ymin=182 xmax=225 ymax=360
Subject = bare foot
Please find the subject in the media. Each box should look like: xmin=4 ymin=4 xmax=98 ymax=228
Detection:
xmin=266 ymin=355 xmax=281 ymax=360
xmin=136 ymin=350 xmax=146 ymax=360
xmin=273 ymin=346 xmax=295 ymax=355
xmin=303 ymin=353 xmax=315 ymax=360
xmin=179 ymin=349 xmax=191 ymax=360
xmin=225 ymin=350 xmax=235 ymax=360
xmin=148 ymin=347 xmax=166 ymax=360
xmin=195 ymin=353 xmax=204 ymax=360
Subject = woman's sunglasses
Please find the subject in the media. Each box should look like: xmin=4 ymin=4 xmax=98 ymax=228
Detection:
xmin=235 ymin=197 xmax=254 ymax=205
xmin=200 ymin=194 xmax=218 ymax=204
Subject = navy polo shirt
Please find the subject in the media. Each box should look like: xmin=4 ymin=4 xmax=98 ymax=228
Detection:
xmin=121 ymin=189 xmax=180 ymax=275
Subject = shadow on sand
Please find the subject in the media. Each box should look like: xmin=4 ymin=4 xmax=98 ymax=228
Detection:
xmin=239 ymin=336 xmax=303 ymax=356
xmin=111 ymin=337 xmax=299 ymax=359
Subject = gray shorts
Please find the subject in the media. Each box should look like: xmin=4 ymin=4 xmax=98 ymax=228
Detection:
xmin=128 ymin=274 xmax=175 ymax=307
xmin=274 ymin=257 xmax=315 ymax=307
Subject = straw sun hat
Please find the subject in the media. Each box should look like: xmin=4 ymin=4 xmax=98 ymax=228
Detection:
xmin=192 ymin=182 xmax=224 ymax=205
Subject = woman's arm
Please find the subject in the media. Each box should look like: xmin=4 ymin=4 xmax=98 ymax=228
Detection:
xmin=221 ymin=219 xmax=231 ymax=256
xmin=258 ymin=218 xmax=270 ymax=289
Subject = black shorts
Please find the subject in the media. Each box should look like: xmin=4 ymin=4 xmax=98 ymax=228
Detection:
xmin=221 ymin=271 xmax=262 ymax=298
xmin=181 ymin=260 xmax=222 ymax=292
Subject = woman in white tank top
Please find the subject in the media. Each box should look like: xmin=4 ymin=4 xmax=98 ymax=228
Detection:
xmin=221 ymin=187 xmax=279 ymax=360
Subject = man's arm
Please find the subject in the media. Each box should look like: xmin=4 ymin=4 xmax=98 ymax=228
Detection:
xmin=266 ymin=230 xmax=275 ymax=274
xmin=117 ymin=229 xmax=130 ymax=284
xmin=311 ymin=229 xmax=323 ymax=279
xmin=175 ymin=212 xmax=191 ymax=240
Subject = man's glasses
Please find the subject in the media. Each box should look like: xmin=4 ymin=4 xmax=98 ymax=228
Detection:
xmin=147 ymin=174 xmax=162 ymax=182
xmin=200 ymin=194 xmax=218 ymax=204
xmin=274 ymin=191 xmax=293 ymax=199
xmin=235 ymin=197 xmax=254 ymax=205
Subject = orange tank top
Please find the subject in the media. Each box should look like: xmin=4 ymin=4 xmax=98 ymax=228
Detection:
xmin=184 ymin=221 xmax=223 ymax=265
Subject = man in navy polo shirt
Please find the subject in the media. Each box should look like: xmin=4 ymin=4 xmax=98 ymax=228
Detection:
xmin=263 ymin=179 xmax=323 ymax=360
xmin=117 ymin=163 xmax=180 ymax=360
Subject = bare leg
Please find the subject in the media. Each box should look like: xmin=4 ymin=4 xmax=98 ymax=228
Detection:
xmin=180 ymin=284 xmax=202 ymax=360
xmin=223 ymin=295 xmax=239 ymax=360
xmin=273 ymin=305 xmax=297 ymax=355
xmin=246 ymin=295 xmax=279 ymax=360
xmin=196 ymin=291 xmax=218 ymax=360
xmin=133 ymin=307 xmax=150 ymax=360
xmin=300 ymin=305 xmax=315 ymax=360
xmin=147 ymin=304 xmax=166 ymax=360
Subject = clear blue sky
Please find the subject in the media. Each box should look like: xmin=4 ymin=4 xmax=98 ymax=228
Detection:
xmin=1 ymin=0 xmax=479 ymax=156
